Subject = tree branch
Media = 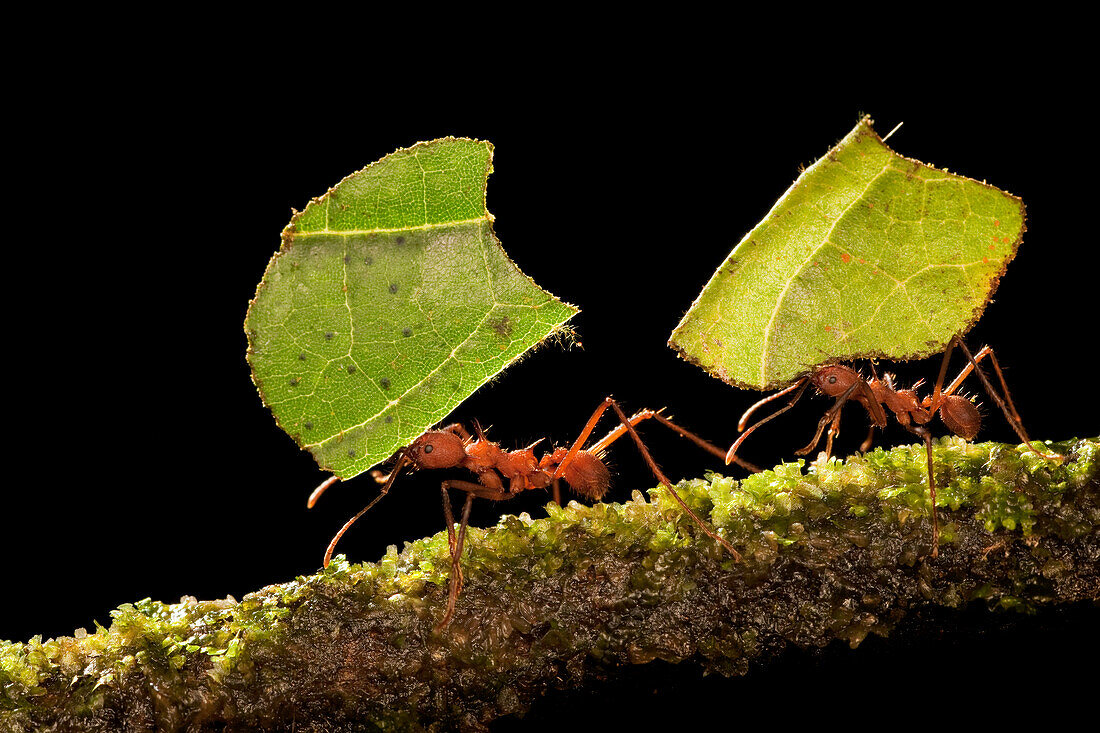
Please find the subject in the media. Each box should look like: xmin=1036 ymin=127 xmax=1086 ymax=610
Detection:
xmin=3 ymin=437 xmax=1097 ymax=731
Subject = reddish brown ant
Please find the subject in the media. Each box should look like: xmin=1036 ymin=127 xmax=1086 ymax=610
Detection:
xmin=725 ymin=335 xmax=1061 ymax=556
xmin=308 ymin=397 xmax=758 ymax=630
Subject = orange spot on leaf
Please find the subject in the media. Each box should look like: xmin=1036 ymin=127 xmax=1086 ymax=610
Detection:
xmin=841 ymin=253 xmax=852 ymax=264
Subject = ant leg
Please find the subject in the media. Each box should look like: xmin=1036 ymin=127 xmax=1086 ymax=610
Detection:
xmin=859 ymin=424 xmax=876 ymax=453
xmin=727 ymin=378 xmax=811 ymax=465
xmin=651 ymin=413 xmax=764 ymax=473
xmin=436 ymin=480 xmax=513 ymax=630
xmin=823 ymin=409 xmax=843 ymax=457
xmin=795 ymin=382 xmax=859 ymax=456
xmin=585 ymin=408 xmax=762 ymax=472
xmin=901 ymin=424 xmax=939 ymax=558
xmin=558 ymin=396 xmax=748 ymax=556
xmin=440 ymin=483 xmax=462 ymax=588
xmin=933 ymin=337 xmax=1059 ymax=460
xmin=438 ymin=488 xmax=476 ymax=631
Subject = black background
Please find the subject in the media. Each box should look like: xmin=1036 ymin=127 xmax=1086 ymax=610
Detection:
xmin=6 ymin=49 xmax=1097 ymax=728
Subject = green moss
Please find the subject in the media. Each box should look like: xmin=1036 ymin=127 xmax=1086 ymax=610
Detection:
xmin=2 ymin=437 xmax=1097 ymax=732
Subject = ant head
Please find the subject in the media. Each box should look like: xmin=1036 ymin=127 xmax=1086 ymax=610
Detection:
xmin=811 ymin=365 xmax=862 ymax=397
xmin=408 ymin=430 xmax=467 ymax=470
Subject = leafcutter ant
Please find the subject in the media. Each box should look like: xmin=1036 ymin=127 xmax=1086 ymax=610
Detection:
xmin=308 ymin=397 xmax=758 ymax=630
xmin=725 ymin=335 xmax=1061 ymax=556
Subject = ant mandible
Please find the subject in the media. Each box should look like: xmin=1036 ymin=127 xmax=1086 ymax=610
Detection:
xmin=308 ymin=397 xmax=759 ymax=630
xmin=725 ymin=335 xmax=1061 ymax=557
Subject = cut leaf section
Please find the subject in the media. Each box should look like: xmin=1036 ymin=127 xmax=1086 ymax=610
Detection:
xmin=246 ymin=138 xmax=578 ymax=479
xmin=669 ymin=116 xmax=1025 ymax=390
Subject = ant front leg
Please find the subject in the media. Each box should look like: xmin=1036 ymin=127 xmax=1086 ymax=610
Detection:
xmin=795 ymin=381 xmax=859 ymax=457
xmin=437 ymin=480 xmax=512 ymax=631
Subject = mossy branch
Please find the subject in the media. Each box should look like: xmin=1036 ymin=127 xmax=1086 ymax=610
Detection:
xmin=3 ymin=438 xmax=1098 ymax=732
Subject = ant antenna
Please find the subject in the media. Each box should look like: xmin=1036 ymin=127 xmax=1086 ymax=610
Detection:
xmin=728 ymin=378 xmax=810 ymax=465
xmin=738 ymin=379 xmax=808 ymax=432
xmin=315 ymin=451 xmax=414 ymax=567
xmin=308 ymin=475 xmax=341 ymax=509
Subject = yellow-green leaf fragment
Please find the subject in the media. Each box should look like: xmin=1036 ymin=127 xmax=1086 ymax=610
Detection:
xmin=246 ymin=138 xmax=578 ymax=479
xmin=669 ymin=117 xmax=1025 ymax=390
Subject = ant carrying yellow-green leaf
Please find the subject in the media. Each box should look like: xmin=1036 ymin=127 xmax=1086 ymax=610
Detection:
xmin=670 ymin=117 xmax=1063 ymax=556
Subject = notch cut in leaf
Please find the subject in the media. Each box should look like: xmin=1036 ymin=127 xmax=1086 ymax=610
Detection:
xmin=246 ymin=138 xmax=578 ymax=479
xmin=669 ymin=116 xmax=1025 ymax=390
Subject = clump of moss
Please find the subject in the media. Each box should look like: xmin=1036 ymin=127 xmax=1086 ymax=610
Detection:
xmin=2 ymin=437 xmax=1096 ymax=732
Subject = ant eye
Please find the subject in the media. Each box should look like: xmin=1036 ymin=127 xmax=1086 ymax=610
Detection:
xmin=828 ymin=376 xmax=837 ymax=384
xmin=423 ymin=444 xmax=434 ymax=454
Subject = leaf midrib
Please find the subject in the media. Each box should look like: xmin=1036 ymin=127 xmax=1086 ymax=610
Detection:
xmin=758 ymin=158 xmax=893 ymax=385
xmin=291 ymin=214 xmax=492 ymax=238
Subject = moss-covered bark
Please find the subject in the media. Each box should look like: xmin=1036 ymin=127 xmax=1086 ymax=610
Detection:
xmin=3 ymin=437 xmax=1097 ymax=732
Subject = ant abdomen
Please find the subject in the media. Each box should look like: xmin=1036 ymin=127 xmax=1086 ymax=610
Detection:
xmin=541 ymin=448 xmax=610 ymax=499
xmin=563 ymin=452 xmax=611 ymax=499
xmin=939 ymin=395 xmax=980 ymax=440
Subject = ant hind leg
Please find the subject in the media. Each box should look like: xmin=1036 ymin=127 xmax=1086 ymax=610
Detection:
xmin=558 ymin=396 xmax=748 ymax=556
xmin=933 ymin=337 xmax=1060 ymax=460
xmin=901 ymin=425 xmax=940 ymax=558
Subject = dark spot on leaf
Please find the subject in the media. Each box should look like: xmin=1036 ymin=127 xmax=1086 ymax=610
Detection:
xmin=402 ymin=327 xmax=412 ymax=337
xmin=325 ymin=332 xmax=334 ymax=341
xmin=385 ymin=415 xmax=393 ymax=423
xmin=389 ymin=283 xmax=398 ymax=294
xmin=489 ymin=316 xmax=513 ymax=338
xmin=380 ymin=378 xmax=391 ymax=390
xmin=348 ymin=449 xmax=356 ymax=457
xmin=395 ymin=236 xmax=406 ymax=245
xmin=304 ymin=422 xmax=313 ymax=430
xmin=365 ymin=256 xmax=373 ymax=265
xmin=347 ymin=365 xmax=356 ymax=374
xmin=343 ymin=255 xmax=350 ymax=264
xmin=289 ymin=378 xmax=299 ymax=386
xmin=299 ymin=353 xmax=307 ymax=361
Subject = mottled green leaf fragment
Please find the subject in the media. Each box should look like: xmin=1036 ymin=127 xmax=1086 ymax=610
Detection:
xmin=246 ymin=138 xmax=577 ymax=478
xmin=670 ymin=117 xmax=1025 ymax=390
